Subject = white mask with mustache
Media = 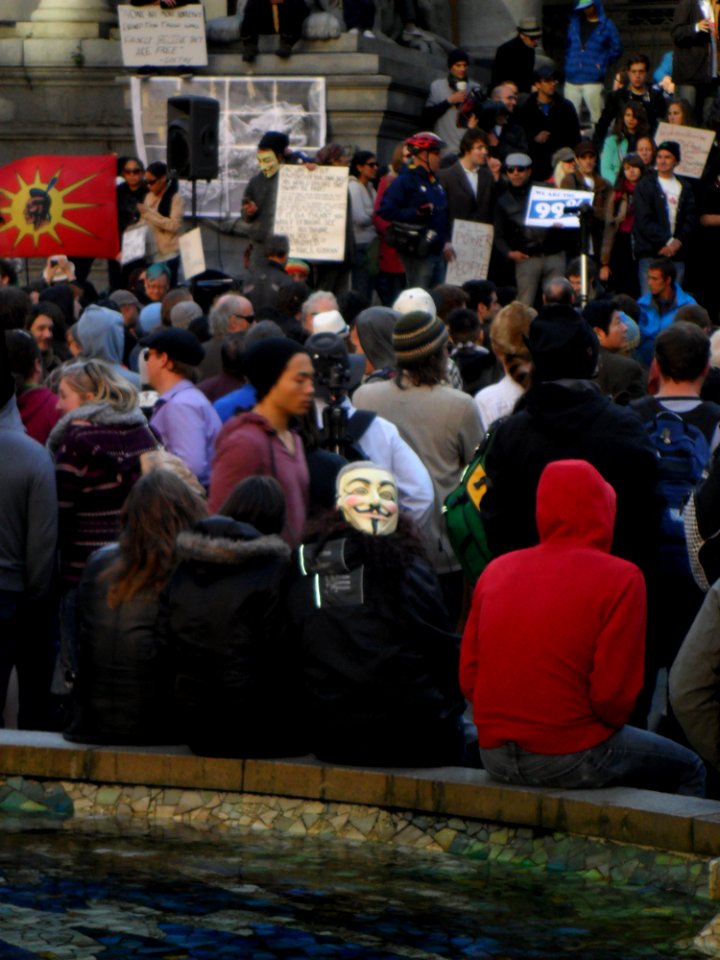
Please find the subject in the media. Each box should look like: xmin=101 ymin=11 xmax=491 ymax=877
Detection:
xmin=336 ymin=462 xmax=399 ymax=537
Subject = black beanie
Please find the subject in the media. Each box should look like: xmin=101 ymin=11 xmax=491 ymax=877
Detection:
xmin=657 ymin=139 xmax=681 ymax=163
xmin=526 ymin=317 xmax=599 ymax=382
xmin=448 ymin=47 xmax=470 ymax=68
xmin=243 ymin=336 xmax=307 ymax=400
xmin=257 ymin=131 xmax=289 ymax=159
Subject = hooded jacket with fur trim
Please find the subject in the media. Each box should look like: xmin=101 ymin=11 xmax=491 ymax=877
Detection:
xmin=160 ymin=515 xmax=305 ymax=758
xmin=461 ymin=459 xmax=646 ymax=754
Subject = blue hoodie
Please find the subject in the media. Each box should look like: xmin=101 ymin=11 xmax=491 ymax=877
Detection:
xmin=565 ymin=0 xmax=622 ymax=85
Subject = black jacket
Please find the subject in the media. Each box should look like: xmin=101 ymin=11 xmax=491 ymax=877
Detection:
xmin=65 ymin=544 xmax=179 ymax=746
xmin=493 ymin=181 xmax=569 ymax=258
xmin=480 ymin=379 xmax=661 ymax=576
xmin=287 ymin=529 xmax=466 ymax=767
xmin=595 ymin=86 xmax=667 ymax=146
xmin=160 ymin=515 xmax=305 ymax=758
xmin=673 ymin=0 xmax=717 ymax=84
xmin=632 ymin=171 xmax=696 ymax=260
xmin=491 ymin=34 xmax=536 ymax=93
xmin=515 ymin=93 xmax=581 ymax=181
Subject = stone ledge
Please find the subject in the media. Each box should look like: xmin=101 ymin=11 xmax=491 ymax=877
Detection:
xmin=1 ymin=730 xmax=719 ymax=859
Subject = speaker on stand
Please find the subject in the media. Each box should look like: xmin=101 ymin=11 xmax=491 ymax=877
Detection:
xmin=166 ymin=95 xmax=220 ymax=225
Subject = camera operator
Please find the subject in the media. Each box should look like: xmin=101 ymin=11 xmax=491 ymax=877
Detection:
xmin=306 ymin=332 xmax=434 ymax=533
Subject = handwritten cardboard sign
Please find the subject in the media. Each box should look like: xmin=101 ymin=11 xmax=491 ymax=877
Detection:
xmin=445 ymin=220 xmax=494 ymax=284
xmin=179 ymin=226 xmax=205 ymax=279
xmin=655 ymin=122 xmax=715 ymax=179
xmin=119 ymin=5 xmax=208 ymax=68
xmin=274 ymin=165 xmax=348 ymax=261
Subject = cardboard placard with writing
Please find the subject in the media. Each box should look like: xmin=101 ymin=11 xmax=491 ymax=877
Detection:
xmin=179 ymin=226 xmax=206 ymax=279
xmin=655 ymin=122 xmax=715 ymax=178
xmin=119 ymin=6 xmax=208 ymax=68
xmin=274 ymin=165 xmax=348 ymax=261
xmin=445 ymin=220 xmax=494 ymax=285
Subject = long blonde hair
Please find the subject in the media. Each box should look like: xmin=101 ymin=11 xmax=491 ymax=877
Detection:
xmin=60 ymin=358 xmax=138 ymax=412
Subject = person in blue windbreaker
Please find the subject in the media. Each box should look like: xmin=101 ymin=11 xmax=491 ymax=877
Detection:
xmin=564 ymin=0 xmax=622 ymax=129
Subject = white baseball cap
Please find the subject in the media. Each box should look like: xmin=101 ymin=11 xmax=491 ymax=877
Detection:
xmin=392 ymin=287 xmax=437 ymax=317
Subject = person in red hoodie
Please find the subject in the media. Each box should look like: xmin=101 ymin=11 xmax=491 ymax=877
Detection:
xmin=209 ymin=337 xmax=313 ymax=547
xmin=460 ymin=458 xmax=706 ymax=796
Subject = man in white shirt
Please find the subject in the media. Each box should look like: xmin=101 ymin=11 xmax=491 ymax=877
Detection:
xmin=632 ymin=139 xmax=696 ymax=296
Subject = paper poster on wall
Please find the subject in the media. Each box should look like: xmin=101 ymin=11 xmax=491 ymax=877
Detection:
xmin=445 ymin=220 xmax=494 ymax=284
xmin=179 ymin=227 xmax=206 ymax=279
xmin=274 ymin=165 xmax=348 ymax=261
xmin=131 ymin=76 xmax=327 ymax=219
xmin=119 ymin=6 xmax=208 ymax=68
xmin=654 ymin=122 xmax=715 ymax=178
xmin=525 ymin=186 xmax=594 ymax=228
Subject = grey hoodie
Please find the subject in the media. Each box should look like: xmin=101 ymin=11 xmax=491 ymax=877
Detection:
xmin=0 ymin=394 xmax=57 ymax=596
xmin=77 ymin=305 xmax=140 ymax=387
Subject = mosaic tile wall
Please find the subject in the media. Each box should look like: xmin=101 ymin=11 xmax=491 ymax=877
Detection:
xmin=0 ymin=775 xmax=712 ymax=900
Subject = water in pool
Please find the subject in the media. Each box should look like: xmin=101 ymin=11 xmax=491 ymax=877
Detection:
xmin=0 ymin=821 xmax=711 ymax=958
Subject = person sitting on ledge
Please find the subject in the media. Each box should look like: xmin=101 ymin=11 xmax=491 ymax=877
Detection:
xmin=65 ymin=469 xmax=207 ymax=746
xmin=288 ymin=461 xmax=468 ymax=768
xmin=460 ymin=458 xmax=706 ymax=797
xmin=162 ymin=475 xmax=307 ymax=759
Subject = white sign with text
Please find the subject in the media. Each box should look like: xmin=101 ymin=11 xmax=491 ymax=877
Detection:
xmin=445 ymin=219 xmax=494 ymax=284
xmin=119 ymin=6 xmax=208 ymax=68
xmin=525 ymin=185 xmax=594 ymax=228
xmin=274 ymin=165 xmax=348 ymax=261
xmin=655 ymin=122 xmax=715 ymax=179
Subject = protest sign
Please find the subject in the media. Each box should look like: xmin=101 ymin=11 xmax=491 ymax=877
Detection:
xmin=179 ymin=227 xmax=206 ymax=279
xmin=274 ymin=165 xmax=348 ymax=261
xmin=654 ymin=122 xmax=715 ymax=178
xmin=525 ymin=185 xmax=594 ymax=228
xmin=121 ymin=226 xmax=147 ymax=266
xmin=445 ymin=220 xmax=494 ymax=284
xmin=119 ymin=5 xmax=208 ymax=68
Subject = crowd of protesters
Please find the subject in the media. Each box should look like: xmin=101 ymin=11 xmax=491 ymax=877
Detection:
xmin=5 ymin=10 xmax=720 ymax=798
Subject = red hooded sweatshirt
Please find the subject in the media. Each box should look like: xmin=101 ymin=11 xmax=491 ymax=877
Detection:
xmin=460 ymin=459 xmax=646 ymax=755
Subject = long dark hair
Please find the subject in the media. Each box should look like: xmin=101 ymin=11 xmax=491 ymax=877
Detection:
xmin=219 ymin=475 xmax=286 ymax=536
xmin=104 ymin=471 xmax=207 ymax=606
xmin=613 ymin=101 xmax=649 ymax=141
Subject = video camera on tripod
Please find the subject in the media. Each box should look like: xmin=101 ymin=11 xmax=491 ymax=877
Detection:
xmin=306 ymin=332 xmax=373 ymax=461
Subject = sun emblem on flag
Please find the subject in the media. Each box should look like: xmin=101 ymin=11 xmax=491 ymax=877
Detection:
xmin=0 ymin=167 xmax=103 ymax=249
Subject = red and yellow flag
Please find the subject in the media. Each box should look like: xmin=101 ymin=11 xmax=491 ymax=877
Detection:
xmin=0 ymin=155 xmax=118 ymax=258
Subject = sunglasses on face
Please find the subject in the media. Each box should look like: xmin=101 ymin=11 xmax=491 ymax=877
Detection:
xmin=506 ymin=166 xmax=528 ymax=173
xmin=144 ymin=177 xmax=158 ymax=185
xmin=124 ymin=167 xmax=142 ymax=174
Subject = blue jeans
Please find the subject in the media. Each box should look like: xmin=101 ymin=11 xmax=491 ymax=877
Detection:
xmin=480 ymin=725 xmax=706 ymax=797
xmin=400 ymin=252 xmax=445 ymax=291
xmin=638 ymin=257 xmax=684 ymax=297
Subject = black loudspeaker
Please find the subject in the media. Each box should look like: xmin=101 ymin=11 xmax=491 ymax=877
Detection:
xmin=167 ymin=95 xmax=219 ymax=181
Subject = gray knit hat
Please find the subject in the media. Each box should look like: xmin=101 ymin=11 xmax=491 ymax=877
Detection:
xmin=393 ymin=310 xmax=448 ymax=368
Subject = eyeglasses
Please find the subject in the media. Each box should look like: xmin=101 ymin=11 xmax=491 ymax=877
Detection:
xmin=235 ymin=313 xmax=255 ymax=321
xmin=124 ymin=167 xmax=143 ymax=174
xmin=506 ymin=166 xmax=529 ymax=173
xmin=144 ymin=177 xmax=158 ymax=185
